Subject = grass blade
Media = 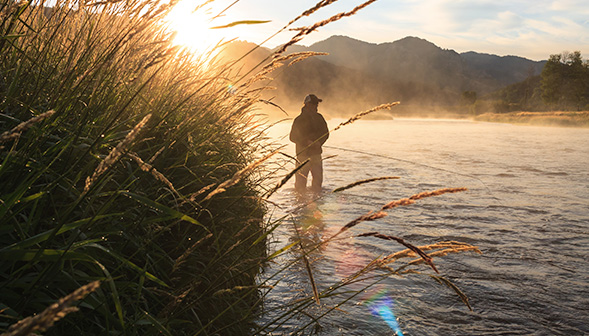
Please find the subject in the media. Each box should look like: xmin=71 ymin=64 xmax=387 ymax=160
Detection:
xmin=429 ymin=275 xmax=472 ymax=311
xmin=211 ymin=20 xmax=271 ymax=29
xmin=121 ymin=191 xmax=210 ymax=233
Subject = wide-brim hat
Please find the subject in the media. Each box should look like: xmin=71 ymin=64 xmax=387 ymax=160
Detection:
xmin=304 ymin=94 xmax=322 ymax=105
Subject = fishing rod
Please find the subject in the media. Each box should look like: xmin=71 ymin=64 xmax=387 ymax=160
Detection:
xmin=323 ymin=144 xmax=487 ymax=186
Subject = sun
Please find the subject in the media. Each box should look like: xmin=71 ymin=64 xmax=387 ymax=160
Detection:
xmin=164 ymin=1 xmax=235 ymax=54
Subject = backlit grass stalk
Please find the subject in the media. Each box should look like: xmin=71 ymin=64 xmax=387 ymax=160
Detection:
xmin=380 ymin=240 xmax=481 ymax=265
xmin=202 ymin=148 xmax=281 ymax=202
xmin=333 ymin=102 xmax=401 ymax=131
xmin=2 ymin=281 xmax=100 ymax=336
xmin=332 ymin=176 xmax=400 ymax=193
xmin=335 ymin=188 xmax=468 ymax=236
xmin=264 ymin=158 xmax=309 ymax=198
xmin=84 ymin=114 xmax=151 ymax=192
xmin=0 ymin=110 xmax=55 ymax=144
xmin=359 ymin=232 xmax=439 ymax=273
xmin=276 ymin=0 xmax=380 ymax=55
xmin=127 ymin=151 xmax=180 ymax=197
xmin=286 ymin=0 xmax=340 ymax=27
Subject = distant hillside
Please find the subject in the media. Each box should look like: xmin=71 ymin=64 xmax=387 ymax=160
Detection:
xmin=217 ymin=40 xmax=272 ymax=77
xmin=303 ymin=36 xmax=468 ymax=90
xmin=460 ymin=51 xmax=546 ymax=88
xmin=476 ymin=75 xmax=545 ymax=113
xmin=220 ymin=36 xmax=548 ymax=118
xmin=296 ymin=35 xmax=546 ymax=94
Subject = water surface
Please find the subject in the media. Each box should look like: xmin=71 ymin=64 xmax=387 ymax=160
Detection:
xmin=260 ymin=119 xmax=589 ymax=335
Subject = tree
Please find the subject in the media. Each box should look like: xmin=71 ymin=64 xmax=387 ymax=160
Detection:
xmin=541 ymin=54 xmax=565 ymax=108
xmin=566 ymin=51 xmax=589 ymax=110
xmin=541 ymin=51 xmax=589 ymax=110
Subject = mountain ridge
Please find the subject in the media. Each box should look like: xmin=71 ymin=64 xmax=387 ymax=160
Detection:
xmin=223 ymin=35 xmax=547 ymax=117
xmin=295 ymin=35 xmax=545 ymax=92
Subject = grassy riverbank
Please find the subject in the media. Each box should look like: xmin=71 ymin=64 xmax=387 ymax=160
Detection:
xmin=474 ymin=111 xmax=589 ymax=127
xmin=0 ymin=2 xmax=271 ymax=334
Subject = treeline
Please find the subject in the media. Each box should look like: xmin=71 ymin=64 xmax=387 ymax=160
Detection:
xmin=541 ymin=51 xmax=589 ymax=110
xmin=477 ymin=51 xmax=589 ymax=113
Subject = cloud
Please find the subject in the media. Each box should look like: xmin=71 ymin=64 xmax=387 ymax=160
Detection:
xmin=233 ymin=0 xmax=588 ymax=60
xmin=525 ymin=17 xmax=585 ymax=38
xmin=549 ymin=0 xmax=589 ymax=14
xmin=468 ymin=11 xmax=523 ymax=34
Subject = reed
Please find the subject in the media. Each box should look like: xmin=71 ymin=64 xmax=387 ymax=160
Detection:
xmin=380 ymin=240 xmax=481 ymax=265
xmin=332 ymin=176 xmax=400 ymax=193
xmin=202 ymin=148 xmax=281 ymax=201
xmin=286 ymin=0 xmax=340 ymax=27
xmin=276 ymin=0 xmax=380 ymax=55
xmin=257 ymin=180 xmax=477 ymax=333
xmin=0 ymin=110 xmax=55 ymax=144
xmin=127 ymin=151 xmax=179 ymax=197
xmin=333 ymin=102 xmax=401 ymax=131
xmin=359 ymin=232 xmax=439 ymax=273
xmin=0 ymin=1 xmax=270 ymax=334
xmin=84 ymin=114 xmax=152 ymax=192
xmin=2 ymin=281 xmax=100 ymax=336
xmin=333 ymin=188 xmax=468 ymax=235
xmin=264 ymin=158 xmax=310 ymax=199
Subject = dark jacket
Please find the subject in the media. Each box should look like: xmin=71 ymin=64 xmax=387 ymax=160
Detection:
xmin=289 ymin=105 xmax=329 ymax=156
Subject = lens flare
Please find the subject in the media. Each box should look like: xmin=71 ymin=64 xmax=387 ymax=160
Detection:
xmin=365 ymin=290 xmax=404 ymax=336
xmin=164 ymin=0 xmax=231 ymax=54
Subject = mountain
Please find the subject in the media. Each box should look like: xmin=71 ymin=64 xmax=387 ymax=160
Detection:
xmin=294 ymin=35 xmax=546 ymax=94
xmin=460 ymin=51 xmax=545 ymax=88
xmin=303 ymin=36 xmax=466 ymax=88
xmin=220 ymin=36 xmax=547 ymax=117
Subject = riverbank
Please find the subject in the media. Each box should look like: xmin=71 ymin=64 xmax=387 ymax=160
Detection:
xmin=0 ymin=3 xmax=269 ymax=335
xmin=357 ymin=110 xmax=589 ymax=128
xmin=474 ymin=111 xmax=589 ymax=127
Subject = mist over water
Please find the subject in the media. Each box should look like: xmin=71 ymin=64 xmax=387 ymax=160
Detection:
xmin=260 ymin=119 xmax=589 ymax=335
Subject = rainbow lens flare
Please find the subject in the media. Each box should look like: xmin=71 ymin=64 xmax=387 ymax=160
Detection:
xmin=365 ymin=290 xmax=404 ymax=336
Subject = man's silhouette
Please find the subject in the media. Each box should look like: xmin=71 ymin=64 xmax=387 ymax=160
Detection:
xmin=289 ymin=94 xmax=329 ymax=194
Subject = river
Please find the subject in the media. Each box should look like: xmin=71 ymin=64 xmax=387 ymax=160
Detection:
xmin=258 ymin=118 xmax=589 ymax=335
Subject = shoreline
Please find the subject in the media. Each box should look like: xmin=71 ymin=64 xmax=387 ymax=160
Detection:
xmin=330 ymin=111 xmax=589 ymax=128
xmin=473 ymin=111 xmax=589 ymax=128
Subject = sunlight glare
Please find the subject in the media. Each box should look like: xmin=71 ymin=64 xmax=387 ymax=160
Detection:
xmin=165 ymin=1 xmax=234 ymax=54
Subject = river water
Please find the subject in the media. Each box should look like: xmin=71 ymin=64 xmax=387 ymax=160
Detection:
xmin=259 ymin=119 xmax=589 ymax=335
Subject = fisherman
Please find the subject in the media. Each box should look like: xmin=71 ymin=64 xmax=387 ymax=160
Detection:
xmin=289 ymin=94 xmax=329 ymax=194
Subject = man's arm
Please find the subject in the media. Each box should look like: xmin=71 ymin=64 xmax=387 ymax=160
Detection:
xmin=289 ymin=117 xmax=302 ymax=144
xmin=317 ymin=115 xmax=329 ymax=145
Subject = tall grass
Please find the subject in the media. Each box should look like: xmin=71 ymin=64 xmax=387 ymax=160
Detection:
xmin=256 ymin=185 xmax=478 ymax=334
xmin=1 ymin=1 xmax=270 ymax=334
xmin=1 ymin=0 xmax=481 ymax=335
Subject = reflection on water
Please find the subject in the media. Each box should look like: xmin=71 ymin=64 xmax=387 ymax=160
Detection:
xmin=260 ymin=119 xmax=589 ymax=335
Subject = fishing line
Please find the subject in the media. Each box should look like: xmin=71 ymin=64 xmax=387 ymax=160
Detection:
xmin=269 ymin=115 xmax=530 ymax=228
xmin=322 ymin=144 xmax=537 ymax=227
xmin=323 ymin=144 xmax=495 ymax=194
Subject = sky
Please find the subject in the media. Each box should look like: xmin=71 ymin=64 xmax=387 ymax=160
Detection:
xmin=185 ymin=0 xmax=589 ymax=61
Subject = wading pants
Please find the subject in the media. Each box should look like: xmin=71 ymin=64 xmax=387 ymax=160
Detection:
xmin=295 ymin=153 xmax=323 ymax=193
